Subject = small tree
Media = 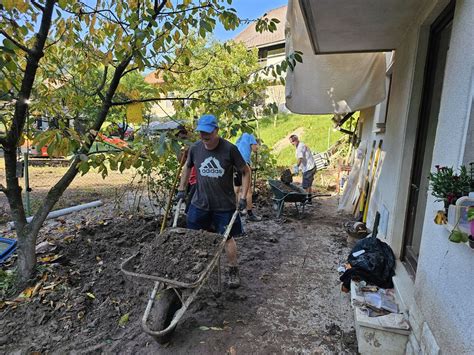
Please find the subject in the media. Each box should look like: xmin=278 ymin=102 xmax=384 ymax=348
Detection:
xmin=0 ymin=0 xmax=291 ymax=285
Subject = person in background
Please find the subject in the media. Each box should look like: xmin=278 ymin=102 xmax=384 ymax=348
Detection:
xmin=289 ymin=134 xmax=316 ymax=205
xmin=234 ymin=132 xmax=262 ymax=222
xmin=177 ymin=114 xmax=250 ymax=288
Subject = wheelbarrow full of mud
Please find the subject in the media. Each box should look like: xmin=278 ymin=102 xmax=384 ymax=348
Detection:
xmin=268 ymin=179 xmax=312 ymax=218
xmin=120 ymin=201 xmax=238 ymax=344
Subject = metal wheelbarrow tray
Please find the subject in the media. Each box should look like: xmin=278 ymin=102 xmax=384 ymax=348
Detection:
xmin=268 ymin=179 xmax=310 ymax=218
xmin=120 ymin=209 xmax=238 ymax=344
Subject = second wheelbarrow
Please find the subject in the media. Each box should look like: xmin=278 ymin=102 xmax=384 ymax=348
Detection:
xmin=268 ymin=179 xmax=310 ymax=218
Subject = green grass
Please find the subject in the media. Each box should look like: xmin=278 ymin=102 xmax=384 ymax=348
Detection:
xmin=256 ymin=113 xmax=343 ymax=166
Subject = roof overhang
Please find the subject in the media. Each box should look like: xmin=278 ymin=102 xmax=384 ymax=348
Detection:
xmin=299 ymin=0 xmax=424 ymax=54
xmin=285 ymin=0 xmax=388 ymax=114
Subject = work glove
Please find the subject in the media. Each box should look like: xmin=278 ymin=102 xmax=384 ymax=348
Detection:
xmin=176 ymin=190 xmax=186 ymax=202
xmin=292 ymin=164 xmax=299 ymax=175
xmin=238 ymin=198 xmax=247 ymax=211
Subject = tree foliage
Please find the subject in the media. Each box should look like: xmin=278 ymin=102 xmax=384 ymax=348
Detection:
xmin=0 ymin=0 xmax=298 ymax=284
xmin=160 ymin=37 xmax=267 ymax=136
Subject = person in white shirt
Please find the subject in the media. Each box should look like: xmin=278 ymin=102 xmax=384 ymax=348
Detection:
xmin=289 ymin=134 xmax=316 ymax=205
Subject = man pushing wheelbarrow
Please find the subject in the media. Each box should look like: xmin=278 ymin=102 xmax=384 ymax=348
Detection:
xmin=176 ymin=114 xmax=251 ymax=289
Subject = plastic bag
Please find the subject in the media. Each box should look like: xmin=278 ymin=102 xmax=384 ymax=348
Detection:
xmin=340 ymin=235 xmax=396 ymax=290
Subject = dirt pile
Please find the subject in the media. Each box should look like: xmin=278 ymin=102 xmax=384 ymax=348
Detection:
xmin=270 ymin=180 xmax=304 ymax=194
xmin=0 ymin=215 xmax=162 ymax=353
xmin=132 ymin=228 xmax=223 ymax=283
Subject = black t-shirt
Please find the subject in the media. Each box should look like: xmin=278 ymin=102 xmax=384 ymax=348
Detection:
xmin=187 ymin=138 xmax=246 ymax=211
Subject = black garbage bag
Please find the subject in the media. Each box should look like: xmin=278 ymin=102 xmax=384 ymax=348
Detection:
xmin=340 ymin=235 xmax=396 ymax=290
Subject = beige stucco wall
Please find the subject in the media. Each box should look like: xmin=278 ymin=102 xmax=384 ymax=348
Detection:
xmin=149 ymin=97 xmax=176 ymax=119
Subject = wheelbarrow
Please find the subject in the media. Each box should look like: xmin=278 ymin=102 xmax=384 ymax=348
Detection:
xmin=268 ymin=179 xmax=330 ymax=218
xmin=268 ymin=179 xmax=310 ymax=218
xmin=120 ymin=200 xmax=238 ymax=344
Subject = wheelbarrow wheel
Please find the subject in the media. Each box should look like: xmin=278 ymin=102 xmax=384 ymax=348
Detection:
xmin=272 ymin=200 xmax=283 ymax=218
xmin=149 ymin=288 xmax=182 ymax=344
xmin=272 ymin=201 xmax=279 ymax=211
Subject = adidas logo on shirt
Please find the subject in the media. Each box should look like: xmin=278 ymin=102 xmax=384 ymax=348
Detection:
xmin=199 ymin=157 xmax=224 ymax=178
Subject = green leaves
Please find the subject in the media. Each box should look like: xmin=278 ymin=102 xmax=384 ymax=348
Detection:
xmin=33 ymin=129 xmax=80 ymax=158
xmin=255 ymin=17 xmax=280 ymax=33
xmin=468 ymin=207 xmax=474 ymax=222
xmin=428 ymin=165 xmax=472 ymax=203
xmin=449 ymin=229 xmax=469 ymax=243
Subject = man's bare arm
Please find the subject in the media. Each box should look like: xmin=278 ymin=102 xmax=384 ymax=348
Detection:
xmin=239 ymin=164 xmax=251 ymax=200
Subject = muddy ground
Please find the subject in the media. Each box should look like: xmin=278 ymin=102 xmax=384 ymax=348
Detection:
xmin=0 ymin=192 xmax=357 ymax=354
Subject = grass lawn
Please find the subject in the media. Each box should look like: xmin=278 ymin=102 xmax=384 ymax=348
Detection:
xmin=256 ymin=113 xmax=343 ymax=166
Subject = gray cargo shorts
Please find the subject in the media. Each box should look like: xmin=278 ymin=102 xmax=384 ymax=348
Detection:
xmin=302 ymin=167 xmax=316 ymax=189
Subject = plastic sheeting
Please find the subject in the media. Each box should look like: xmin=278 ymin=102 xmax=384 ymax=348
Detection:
xmin=285 ymin=0 xmax=387 ymax=114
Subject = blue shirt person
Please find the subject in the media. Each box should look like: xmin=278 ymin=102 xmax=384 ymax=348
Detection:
xmin=234 ymin=133 xmax=262 ymax=222
xmin=236 ymin=133 xmax=258 ymax=164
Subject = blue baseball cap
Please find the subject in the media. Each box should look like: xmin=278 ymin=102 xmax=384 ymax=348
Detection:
xmin=196 ymin=114 xmax=218 ymax=133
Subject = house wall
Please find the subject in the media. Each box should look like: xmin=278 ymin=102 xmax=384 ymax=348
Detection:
xmin=462 ymin=79 xmax=474 ymax=166
xmin=413 ymin=1 xmax=474 ymax=353
xmin=149 ymin=96 xmax=176 ymax=119
xmin=361 ymin=15 xmax=425 ymax=252
xmin=358 ymin=0 xmax=474 ymax=353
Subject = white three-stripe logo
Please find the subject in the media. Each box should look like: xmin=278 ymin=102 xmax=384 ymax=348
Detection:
xmin=199 ymin=157 xmax=224 ymax=178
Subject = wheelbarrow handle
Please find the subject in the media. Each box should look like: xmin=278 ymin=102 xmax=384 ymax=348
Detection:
xmin=308 ymin=193 xmax=332 ymax=198
xmin=222 ymin=210 xmax=239 ymax=240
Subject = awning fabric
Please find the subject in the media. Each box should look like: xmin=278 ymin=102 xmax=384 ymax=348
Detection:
xmin=285 ymin=0 xmax=387 ymax=115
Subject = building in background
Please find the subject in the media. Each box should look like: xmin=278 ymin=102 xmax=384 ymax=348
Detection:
xmin=235 ymin=5 xmax=288 ymax=112
xmin=143 ymin=71 xmax=176 ymax=120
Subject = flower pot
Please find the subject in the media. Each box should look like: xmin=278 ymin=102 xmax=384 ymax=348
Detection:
xmin=469 ymin=235 xmax=474 ymax=249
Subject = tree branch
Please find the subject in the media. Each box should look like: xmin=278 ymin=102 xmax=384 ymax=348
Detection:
xmin=0 ymin=30 xmax=31 ymax=53
xmin=27 ymin=54 xmax=135 ymax=238
xmin=159 ymin=3 xmax=212 ymax=16
xmin=44 ymin=27 xmax=68 ymax=50
xmin=122 ymin=66 xmax=139 ymax=77
xmin=0 ymin=184 xmax=6 ymax=194
xmin=144 ymin=0 xmax=167 ymax=31
xmin=111 ymin=96 xmax=197 ymax=106
xmin=31 ymin=0 xmax=45 ymax=12
xmin=73 ymin=4 xmax=131 ymax=34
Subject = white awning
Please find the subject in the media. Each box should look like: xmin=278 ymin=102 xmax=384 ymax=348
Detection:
xmin=285 ymin=0 xmax=387 ymax=115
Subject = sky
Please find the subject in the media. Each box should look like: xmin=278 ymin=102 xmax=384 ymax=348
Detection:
xmin=213 ymin=0 xmax=288 ymax=41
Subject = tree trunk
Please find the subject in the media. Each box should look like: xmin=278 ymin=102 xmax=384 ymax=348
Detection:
xmin=0 ymin=0 xmax=57 ymax=285
xmin=3 ymin=148 xmax=33 ymax=284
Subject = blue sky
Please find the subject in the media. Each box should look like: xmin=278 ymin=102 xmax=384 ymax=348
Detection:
xmin=213 ymin=0 xmax=287 ymax=41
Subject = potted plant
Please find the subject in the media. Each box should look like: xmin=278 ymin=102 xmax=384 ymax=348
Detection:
xmin=468 ymin=206 xmax=474 ymax=249
xmin=428 ymin=165 xmax=472 ymax=217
